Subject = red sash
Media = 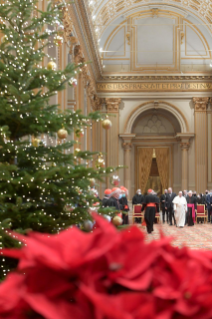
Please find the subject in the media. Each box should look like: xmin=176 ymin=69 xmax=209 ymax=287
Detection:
xmin=146 ymin=203 xmax=156 ymax=207
xmin=187 ymin=203 xmax=195 ymax=223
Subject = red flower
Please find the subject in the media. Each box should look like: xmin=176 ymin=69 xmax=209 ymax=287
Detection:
xmin=1 ymin=214 xmax=212 ymax=319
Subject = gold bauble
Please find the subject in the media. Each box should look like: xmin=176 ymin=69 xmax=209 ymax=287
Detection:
xmin=32 ymin=138 xmax=41 ymax=147
xmin=102 ymin=118 xmax=112 ymax=130
xmin=1 ymin=35 xmax=7 ymax=44
xmin=112 ymin=216 xmax=123 ymax=226
xmin=47 ymin=61 xmax=57 ymax=71
xmin=57 ymin=128 xmax=68 ymax=139
xmin=74 ymin=148 xmax=80 ymax=155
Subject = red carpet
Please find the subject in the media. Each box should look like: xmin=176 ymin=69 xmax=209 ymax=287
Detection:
xmin=138 ymin=222 xmax=212 ymax=250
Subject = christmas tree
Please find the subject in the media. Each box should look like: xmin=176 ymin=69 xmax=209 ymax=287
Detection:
xmin=0 ymin=0 xmax=116 ymax=278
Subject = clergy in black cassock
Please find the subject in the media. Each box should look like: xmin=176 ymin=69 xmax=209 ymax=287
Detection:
xmin=108 ymin=188 xmax=123 ymax=211
xmin=186 ymin=191 xmax=197 ymax=226
xmin=132 ymin=189 xmax=144 ymax=205
xmin=142 ymin=189 xmax=159 ymax=234
xmin=119 ymin=187 xmax=129 ymax=225
xmin=102 ymin=189 xmax=112 ymax=207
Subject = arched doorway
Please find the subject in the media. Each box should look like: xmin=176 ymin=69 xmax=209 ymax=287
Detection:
xmin=132 ymin=108 xmax=181 ymax=195
xmin=120 ymin=101 xmax=194 ymax=197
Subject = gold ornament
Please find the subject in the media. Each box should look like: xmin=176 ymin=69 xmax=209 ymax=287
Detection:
xmin=47 ymin=61 xmax=57 ymax=71
xmin=54 ymin=35 xmax=63 ymax=46
xmin=1 ymin=35 xmax=7 ymax=44
xmin=74 ymin=148 xmax=80 ymax=155
xmin=96 ymin=153 xmax=105 ymax=168
xmin=32 ymin=138 xmax=41 ymax=147
xmin=102 ymin=117 xmax=112 ymax=130
xmin=57 ymin=128 xmax=68 ymax=139
xmin=112 ymin=216 xmax=123 ymax=226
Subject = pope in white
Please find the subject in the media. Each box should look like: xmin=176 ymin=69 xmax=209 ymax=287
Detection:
xmin=172 ymin=191 xmax=187 ymax=227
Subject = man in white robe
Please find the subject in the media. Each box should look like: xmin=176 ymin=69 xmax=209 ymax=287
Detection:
xmin=173 ymin=191 xmax=187 ymax=228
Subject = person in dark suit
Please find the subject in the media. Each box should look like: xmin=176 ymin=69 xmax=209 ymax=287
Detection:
xmin=165 ymin=187 xmax=176 ymax=226
xmin=206 ymin=190 xmax=212 ymax=223
xmin=160 ymin=189 xmax=168 ymax=223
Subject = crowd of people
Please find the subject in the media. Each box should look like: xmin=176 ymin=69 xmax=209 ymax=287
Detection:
xmin=97 ymin=186 xmax=211 ymax=234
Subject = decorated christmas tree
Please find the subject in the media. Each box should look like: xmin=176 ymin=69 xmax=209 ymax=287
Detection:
xmin=0 ymin=0 xmax=116 ymax=277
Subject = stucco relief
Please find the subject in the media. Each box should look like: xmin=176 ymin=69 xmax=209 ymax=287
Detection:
xmin=132 ymin=114 xmax=175 ymax=135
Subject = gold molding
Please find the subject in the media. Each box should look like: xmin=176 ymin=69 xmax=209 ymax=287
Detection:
xmin=184 ymin=23 xmax=210 ymax=59
xmin=104 ymin=25 xmax=126 ymax=58
xmin=97 ymin=82 xmax=212 ymax=92
xmin=99 ymin=75 xmax=212 ymax=81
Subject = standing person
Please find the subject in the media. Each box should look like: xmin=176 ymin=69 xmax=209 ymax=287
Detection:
xmin=102 ymin=189 xmax=112 ymax=207
xmin=206 ymin=190 xmax=212 ymax=223
xmin=160 ymin=189 xmax=168 ymax=223
xmin=173 ymin=191 xmax=187 ymax=228
xmin=186 ymin=190 xmax=197 ymax=226
xmin=183 ymin=190 xmax=187 ymax=198
xmin=142 ymin=189 xmax=159 ymax=234
xmin=108 ymin=188 xmax=122 ymax=211
xmin=203 ymin=190 xmax=208 ymax=209
xmin=132 ymin=189 xmax=144 ymax=205
xmin=119 ymin=186 xmax=129 ymax=224
xmin=165 ymin=187 xmax=177 ymax=226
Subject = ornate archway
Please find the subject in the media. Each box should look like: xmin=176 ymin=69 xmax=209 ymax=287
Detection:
xmin=120 ymin=101 xmax=194 ymax=197
xmin=124 ymin=101 xmax=189 ymax=134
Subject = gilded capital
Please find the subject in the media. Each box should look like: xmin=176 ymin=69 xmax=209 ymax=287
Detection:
xmin=193 ymin=97 xmax=210 ymax=112
xmin=91 ymin=95 xmax=104 ymax=111
xmin=105 ymin=98 xmax=121 ymax=113
xmin=122 ymin=142 xmax=132 ymax=151
xmin=180 ymin=142 xmax=189 ymax=151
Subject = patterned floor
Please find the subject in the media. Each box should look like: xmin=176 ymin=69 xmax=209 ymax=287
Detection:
xmin=137 ymin=222 xmax=212 ymax=250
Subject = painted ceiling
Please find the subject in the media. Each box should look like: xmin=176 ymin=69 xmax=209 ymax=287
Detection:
xmin=88 ymin=0 xmax=212 ymax=37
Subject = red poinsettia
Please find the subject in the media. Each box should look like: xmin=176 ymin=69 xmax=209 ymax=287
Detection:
xmin=1 ymin=214 xmax=212 ymax=319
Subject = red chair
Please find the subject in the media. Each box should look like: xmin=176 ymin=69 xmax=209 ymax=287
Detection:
xmin=155 ymin=212 xmax=160 ymax=224
xmin=132 ymin=205 xmax=143 ymax=224
xmin=196 ymin=204 xmax=207 ymax=223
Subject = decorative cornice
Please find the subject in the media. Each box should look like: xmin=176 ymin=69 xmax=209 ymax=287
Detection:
xmin=68 ymin=1 xmax=101 ymax=82
xmin=193 ymin=97 xmax=210 ymax=112
xmin=99 ymin=75 xmax=212 ymax=81
xmin=105 ymin=98 xmax=122 ymax=112
xmin=97 ymin=82 xmax=212 ymax=93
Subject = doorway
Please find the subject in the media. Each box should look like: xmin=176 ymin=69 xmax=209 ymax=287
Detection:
xmin=144 ymin=155 xmax=162 ymax=196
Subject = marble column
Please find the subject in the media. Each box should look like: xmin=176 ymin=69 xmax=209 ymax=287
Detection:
xmin=119 ymin=134 xmax=136 ymax=198
xmin=105 ymin=98 xmax=121 ymax=186
xmin=193 ymin=97 xmax=210 ymax=193
xmin=180 ymin=141 xmax=189 ymax=191
xmin=123 ymin=142 xmax=132 ymax=197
